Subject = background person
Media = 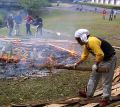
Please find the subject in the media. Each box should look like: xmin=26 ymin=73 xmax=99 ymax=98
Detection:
xmin=102 ymin=9 xmax=107 ymax=20
xmin=32 ymin=15 xmax=43 ymax=36
xmin=14 ymin=12 xmax=22 ymax=36
xmin=94 ymin=7 xmax=97 ymax=13
xmin=6 ymin=14 xmax=14 ymax=37
xmin=73 ymin=29 xmax=117 ymax=107
xmin=113 ymin=10 xmax=117 ymax=19
xmin=57 ymin=0 xmax=60 ymax=6
xmin=25 ymin=14 xmax=33 ymax=36
xmin=109 ymin=9 xmax=114 ymax=21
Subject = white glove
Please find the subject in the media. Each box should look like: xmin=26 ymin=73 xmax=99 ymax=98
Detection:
xmin=92 ymin=64 xmax=98 ymax=71
xmin=65 ymin=64 xmax=74 ymax=67
xmin=65 ymin=64 xmax=76 ymax=69
xmin=73 ymin=63 xmax=78 ymax=69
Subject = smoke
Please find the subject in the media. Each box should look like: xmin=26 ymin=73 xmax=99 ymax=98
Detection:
xmin=0 ymin=38 xmax=81 ymax=78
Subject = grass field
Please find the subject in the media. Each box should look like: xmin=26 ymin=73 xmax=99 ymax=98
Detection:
xmin=0 ymin=8 xmax=120 ymax=106
xmin=43 ymin=9 xmax=120 ymax=39
xmin=0 ymin=71 xmax=90 ymax=106
xmin=1 ymin=9 xmax=120 ymax=41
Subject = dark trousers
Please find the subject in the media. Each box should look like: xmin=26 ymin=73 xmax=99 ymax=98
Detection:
xmin=109 ymin=14 xmax=113 ymax=21
xmin=37 ymin=25 xmax=42 ymax=36
xmin=26 ymin=23 xmax=32 ymax=35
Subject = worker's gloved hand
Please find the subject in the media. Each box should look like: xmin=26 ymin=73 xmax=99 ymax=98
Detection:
xmin=92 ymin=64 xmax=98 ymax=71
xmin=65 ymin=64 xmax=77 ymax=69
xmin=65 ymin=64 xmax=75 ymax=70
xmin=73 ymin=63 xmax=78 ymax=69
xmin=65 ymin=64 xmax=74 ymax=67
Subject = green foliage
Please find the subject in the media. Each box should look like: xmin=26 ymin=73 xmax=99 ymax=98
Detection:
xmin=0 ymin=11 xmax=5 ymax=27
xmin=19 ymin=0 xmax=50 ymax=11
xmin=0 ymin=15 xmax=3 ymax=25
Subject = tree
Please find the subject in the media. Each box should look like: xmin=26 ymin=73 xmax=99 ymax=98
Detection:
xmin=19 ymin=0 xmax=50 ymax=12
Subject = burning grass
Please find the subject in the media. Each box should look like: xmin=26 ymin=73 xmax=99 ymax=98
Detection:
xmin=0 ymin=37 xmax=91 ymax=106
xmin=0 ymin=38 xmax=120 ymax=106
xmin=0 ymin=9 xmax=120 ymax=106
xmin=0 ymin=38 xmax=81 ymax=78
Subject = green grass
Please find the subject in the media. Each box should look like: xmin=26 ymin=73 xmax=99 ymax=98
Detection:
xmin=0 ymin=11 xmax=5 ymax=25
xmin=1 ymin=9 xmax=120 ymax=41
xmin=43 ymin=10 xmax=120 ymax=39
xmin=0 ymin=24 xmax=36 ymax=37
xmin=0 ymin=71 xmax=90 ymax=106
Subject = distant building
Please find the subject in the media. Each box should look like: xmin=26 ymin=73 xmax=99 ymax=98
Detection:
xmin=91 ymin=0 xmax=120 ymax=6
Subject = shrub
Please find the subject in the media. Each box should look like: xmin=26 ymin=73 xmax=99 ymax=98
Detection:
xmin=0 ymin=12 xmax=5 ymax=27
xmin=19 ymin=0 xmax=51 ymax=12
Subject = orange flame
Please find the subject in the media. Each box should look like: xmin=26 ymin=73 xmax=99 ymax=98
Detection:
xmin=68 ymin=50 xmax=77 ymax=56
xmin=21 ymin=58 xmax=27 ymax=64
xmin=45 ymin=55 xmax=57 ymax=67
xmin=48 ymin=43 xmax=78 ymax=56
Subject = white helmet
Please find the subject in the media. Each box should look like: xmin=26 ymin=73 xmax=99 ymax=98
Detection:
xmin=74 ymin=29 xmax=90 ymax=43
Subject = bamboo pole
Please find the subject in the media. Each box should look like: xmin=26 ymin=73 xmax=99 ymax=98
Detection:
xmin=54 ymin=64 xmax=92 ymax=71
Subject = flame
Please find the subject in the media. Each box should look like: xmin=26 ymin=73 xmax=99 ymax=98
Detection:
xmin=0 ymin=54 xmax=20 ymax=63
xmin=48 ymin=43 xmax=78 ymax=56
xmin=1 ymin=54 xmax=8 ymax=62
xmin=69 ymin=50 xmax=77 ymax=56
xmin=11 ymin=56 xmax=20 ymax=63
xmin=0 ymin=38 xmax=78 ymax=66
xmin=45 ymin=55 xmax=57 ymax=68
xmin=21 ymin=58 xmax=27 ymax=64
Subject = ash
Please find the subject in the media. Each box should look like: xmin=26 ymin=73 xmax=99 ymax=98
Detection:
xmin=0 ymin=38 xmax=81 ymax=78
